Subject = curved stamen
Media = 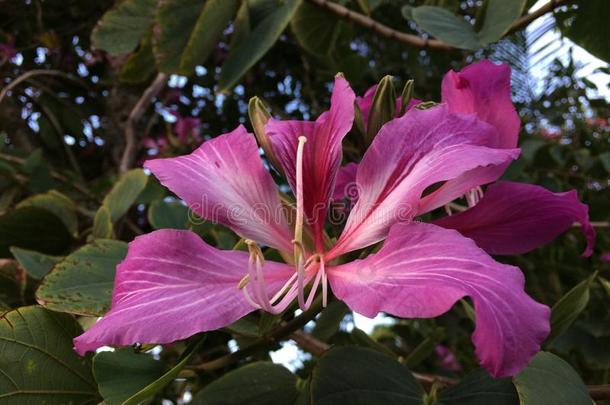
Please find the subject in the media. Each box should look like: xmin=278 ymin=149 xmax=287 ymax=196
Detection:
xmin=320 ymin=256 xmax=328 ymax=308
xmin=294 ymin=135 xmax=308 ymax=309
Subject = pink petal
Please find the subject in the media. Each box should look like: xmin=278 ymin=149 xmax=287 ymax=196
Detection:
xmin=328 ymin=221 xmax=550 ymax=377
xmin=266 ymin=76 xmax=355 ymax=249
xmin=419 ymin=60 xmax=521 ymax=213
xmin=144 ymin=126 xmax=292 ymax=251
xmin=74 ymin=230 xmax=293 ymax=354
xmin=434 ymin=181 xmax=595 ymax=256
xmin=329 ymin=105 xmax=520 ymax=258
xmin=331 ymin=162 xmax=358 ymax=202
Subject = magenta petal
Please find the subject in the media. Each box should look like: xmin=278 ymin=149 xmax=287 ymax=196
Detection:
xmin=144 ymin=125 xmax=292 ymax=251
xmin=418 ymin=61 xmax=521 ymax=213
xmin=329 ymin=105 xmax=520 ymax=258
xmin=435 ymin=181 xmax=596 ymax=256
xmin=332 ymin=162 xmax=358 ymax=202
xmin=266 ymin=76 xmax=355 ymax=248
xmin=74 ymin=230 xmax=293 ymax=354
xmin=328 ymin=221 xmax=550 ymax=377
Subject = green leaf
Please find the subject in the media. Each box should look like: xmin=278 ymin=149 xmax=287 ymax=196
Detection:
xmin=9 ymin=246 xmax=61 ymax=279
xmin=437 ymin=369 xmax=517 ymax=405
xmin=122 ymin=337 xmax=205 ymax=405
xmin=404 ymin=328 xmax=443 ymax=368
xmin=148 ymin=200 xmax=190 ymax=229
xmin=191 ymin=362 xmax=298 ymax=405
xmin=154 ymin=0 xmax=238 ymax=74
xmin=291 ymin=2 xmax=343 ymax=56
xmin=91 ymin=0 xmax=157 ymax=55
xmin=119 ymin=30 xmax=157 ymax=84
xmin=0 ymin=206 xmax=72 ymax=257
xmin=311 ymin=346 xmax=425 ymax=404
xmin=93 ymin=349 xmax=165 ymax=405
xmin=477 ymin=0 xmax=525 ymax=45
xmin=219 ymin=0 xmax=302 ymax=91
xmin=411 ymin=6 xmax=480 ymax=50
xmin=312 ymin=301 xmax=350 ymax=341
xmin=0 ymin=306 xmax=100 ymax=404
xmin=351 ymin=327 xmax=397 ymax=358
xmin=36 ymin=239 xmax=127 ymax=316
xmin=99 ymin=169 xmax=148 ymax=223
xmin=557 ymin=0 xmax=610 ymax=62
xmin=513 ymin=351 xmax=591 ymax=405
xmin=546 ymin=273 xmax=596 ymax=344
xmin=17 ymin=190 xmax=78 ymax=237
xmin=92 ymin=206 xmax=114 ymax=239
xmin=179 ymin=0 xmax=240 ymax=72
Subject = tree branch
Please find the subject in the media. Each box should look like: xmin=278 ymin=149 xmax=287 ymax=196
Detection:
xmin=119 ymin=73 xmax=167 ymax=173
xmin=305 ymin=0 xmax=572 ymax=51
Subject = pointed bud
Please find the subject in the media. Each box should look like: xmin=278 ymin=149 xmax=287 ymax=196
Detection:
xmin=399 ymin=79 xmax=414 ymax=115
xmin=248 ymin=96 xmax=283 ymax=175
xmin=365 ymin=75 xmax=396 ymax=145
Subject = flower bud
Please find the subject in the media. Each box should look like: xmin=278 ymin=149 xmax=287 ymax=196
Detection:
xmin=399 ymin=79 xmax=414 ymax=115
xmin=248 ymin=96 xmax=283 ymax=174
xmin=365 ymin=75 xmax=396 ymax=145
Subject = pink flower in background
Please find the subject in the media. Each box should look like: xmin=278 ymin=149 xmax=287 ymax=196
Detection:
xmin=174 ymin=114 xmax=201 ymax=142
xmin=601 ymin=252 xmax=610 ymax=263
xmin=0 ymin=36 xmax=16 ymax=64
xmin=74 ymin=61 xmax=595 ymax=377
xmin=435 ymin=345 xmax=462 ymax=373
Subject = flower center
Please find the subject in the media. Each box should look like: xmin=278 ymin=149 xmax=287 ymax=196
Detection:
xmin=238 ymin=135 xmax=328 ymax=313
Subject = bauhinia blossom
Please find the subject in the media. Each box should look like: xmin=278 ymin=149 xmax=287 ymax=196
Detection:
xmin=74 ymin=61 xmax=595 ymax=378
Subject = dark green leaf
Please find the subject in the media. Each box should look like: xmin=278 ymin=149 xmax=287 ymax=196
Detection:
xmin=557 ymin=0 xmax=610 ymax=62
xmin=477 ymin=0 xmax=525 ymax=45
xmin=311 ymin=346 xmax=425 ymax=405
xmin=191 ymin=361 xmax=298 ymax=405
xmin=93 ymin=349 xmax=165 ymax=405
xmin=122 ymin=337 xmax=205 ymax=405
xmin=0 ymin=206 xmax=72 ymax=257
xmin=148 ymin=200 xmax=190 ymax=229
xmin=36 ymin=239 xmax=127 ymax=316
xmin=219 ymin=0 xmax=302 ymax=91
xmin=437 ymin=369 xmax=517 ymax=405
xmin=119 ymin=31 xmax=157 ymax=84
xmin=179 ymin=0 xmax=240 ymax=72
xmin=9 ymin=246 xmax=62 ymax=279
xmin=411 ymin=6 xmax=480 ymax=50
xmin=0 ymin=306 xmax=100 ymax=404
xmin=291 ymin=2 xmax=343 ymax=56
xmin=546 ymin=273 xmax=596 ymax=344
xmin=598 ymin=151 xmax=610 ymax=173
xmin=312 ymin=301 xmax=349 ymax=341
xmin=513 ymin=351 xmax=590 ymax=405
xmin=17 ymin=190 xmax=78 ymax=237
xmin=91 ymin=0 xmax=157 ymax=55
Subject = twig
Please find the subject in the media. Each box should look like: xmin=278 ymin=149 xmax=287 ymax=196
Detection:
xmin=0 ymin=69 xmax=88 ymax=104
xmin=588 ymin=385 xmax=610 ymax=401
xmin=119 ymin=73 xmax=167 ymax=173
xmin=305 ymin=0 xmax=572 ymax=51
xmin=190 ymin=297 xmax=324 ymax=371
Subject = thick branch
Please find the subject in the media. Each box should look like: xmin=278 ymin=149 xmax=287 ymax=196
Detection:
xmin=119 ymin=73 xmax=167 ymax=173
xmin=306 ymin=0 xmax=572 ymax=51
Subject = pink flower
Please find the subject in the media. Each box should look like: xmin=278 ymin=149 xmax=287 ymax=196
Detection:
xmin=0 ymin=37 xmax=16 ymax=64
xmin=435 ymin=345 xmax=462 ymax=372
xmin=174 ymin=115 xmax=201 ymax=142
xmin=74 ymin=62 xmax=595 ymax=378
xmin=601 ymin=252 xmax=610 ymax=262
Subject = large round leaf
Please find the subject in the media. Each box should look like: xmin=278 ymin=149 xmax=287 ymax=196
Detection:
xmin=310 ymin=346 xmax=425 ymax=405
xmin=93 ymin=349 xmax=165 ymax=405
xmin=0 ymin=206 xmax=72 ymax=257
xmin=36 ymin=239 xmax=127 ymax=316
xmin=191 ymin=362 xmax=298 ymax=405
xmin=0 ymin=306 xmax=100 ymax=404
xmin=513 ymin=351 xmax=591 ymax=405
xmin=437 ymin=369 xmax=518 ymax=405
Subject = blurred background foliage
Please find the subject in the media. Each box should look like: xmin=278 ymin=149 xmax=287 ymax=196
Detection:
xmin=0 ymin=0 xmax=608 ymax=404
